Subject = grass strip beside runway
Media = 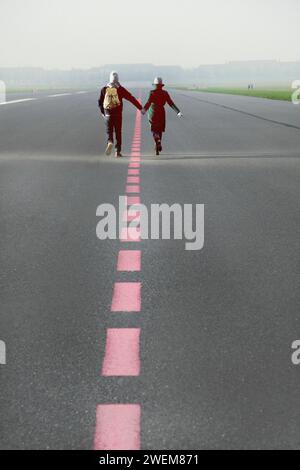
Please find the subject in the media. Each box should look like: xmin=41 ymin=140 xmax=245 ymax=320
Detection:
xmin=175 ymin=87 xmax=292 ymax=102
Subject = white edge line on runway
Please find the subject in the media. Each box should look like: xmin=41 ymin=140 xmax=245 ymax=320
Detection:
xmin=48 ymin=93 xmax=72 ymax=98
xmin=0 ymin=98 xmax=37 ymax=106
xmin=0 ymin=92 xmax=90 ymax=106
xmin=0 ymin=91 xmax=88 ymax=106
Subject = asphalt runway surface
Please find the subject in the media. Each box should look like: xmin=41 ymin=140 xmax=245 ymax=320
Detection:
xmin=0 ymin=88 xmax=300 ymax=449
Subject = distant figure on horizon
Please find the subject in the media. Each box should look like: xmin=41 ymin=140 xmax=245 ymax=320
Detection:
xmin=142 ymin=77 xmax=182 ymax=156
xmin=98 ymin=71 xmax=142 ymax=158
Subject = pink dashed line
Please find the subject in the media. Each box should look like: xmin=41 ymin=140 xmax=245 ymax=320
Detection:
xmin=126 ymin=185 xmax=140 ymax=194
xmin=95 ymin=100 xmax=143 ymax=451
xmin=111 ymin=282 xmax=141 ymax=312
xmin=129 ymin=163 xmax=140 ymax=169
xmin=127 ymin=176 xmax=140 ymax=184
xmin=102 ymin=328 xmax=141 ymax=376
xmin=128 ymin=169 xmax=140 ymax=176
xmin=127 ymin=196 xmax=141 ymax=205
xmin=94 ymin=405 xmax=141 ymax=450
xmin=117 ymin=250 xmax=141 ymax=272
xmin=123 ymin=209 xmax=141 ymax=223
xmin=120 ymin=227 xmax=141 ymax=243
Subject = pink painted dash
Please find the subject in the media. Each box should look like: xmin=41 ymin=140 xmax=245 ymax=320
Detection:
xmin=102 ymin=329 xmax=141 ymax=376
xmin=126 ymin=185 xmax=140 ymax=194
xmin=120 ymin=227 xmax=141 ymax=242
xmin=127 ymin=176 xmax=140 ymax=184
xmin=111 ymin=282 xmax=141 ymax=312
xmin=94 ymin=404 xmax=141 ymax=450
xmin=127 ymin=196 xmax=140 ymax=205
xmin=123 ymin=210 xmax=140 ymax=223
xmin=117 ymin=250 xmax=141 ymax=272
xmin=128 ymin=169 xmax=140 ymax=175
xmin=129 ymin=163 xmax=140 ymax=168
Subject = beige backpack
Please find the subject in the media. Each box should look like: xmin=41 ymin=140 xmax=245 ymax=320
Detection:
xmin=104 ymin=87 xmax=121 ymax=110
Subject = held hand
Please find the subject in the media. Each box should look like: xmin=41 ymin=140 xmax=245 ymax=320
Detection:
xmin=177 ymin=112 xmax=183 ymax=118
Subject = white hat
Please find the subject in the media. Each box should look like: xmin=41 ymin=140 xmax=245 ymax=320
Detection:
xmin=153 ymin=77 xmax=164 ymax=86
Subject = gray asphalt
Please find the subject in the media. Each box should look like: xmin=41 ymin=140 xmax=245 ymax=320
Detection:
xmin=0 ymin=89 xmax=300 ymax=449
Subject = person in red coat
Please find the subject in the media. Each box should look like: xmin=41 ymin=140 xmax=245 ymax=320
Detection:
xmin=142 ymin=77 xmax=183 ymax=155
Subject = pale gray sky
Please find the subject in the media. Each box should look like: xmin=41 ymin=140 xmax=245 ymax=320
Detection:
xmin=0 ymin=0 xmax=299 ymax=69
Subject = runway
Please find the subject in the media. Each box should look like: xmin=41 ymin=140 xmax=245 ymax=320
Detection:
xmin=0 ymin=88 xmax=300 ymax=449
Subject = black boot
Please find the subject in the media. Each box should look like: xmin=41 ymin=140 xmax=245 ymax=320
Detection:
xmin=155 ymin=140 xmax=160 ymax=156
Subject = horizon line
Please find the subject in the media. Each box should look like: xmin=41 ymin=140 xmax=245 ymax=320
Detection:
xmin=1 ymin=59 xmax=300 ymax=72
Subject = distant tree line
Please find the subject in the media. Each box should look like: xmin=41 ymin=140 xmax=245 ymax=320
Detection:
xmin=1 ymin=61 xmax=300 ymax=89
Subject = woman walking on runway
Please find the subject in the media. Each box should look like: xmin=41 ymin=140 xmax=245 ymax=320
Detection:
xmin=142 ymin=77 xmax=183 ymax=155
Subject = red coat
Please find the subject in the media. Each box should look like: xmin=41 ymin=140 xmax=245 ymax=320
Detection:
xmin=144 ymin=89 xmax=180 ymax=133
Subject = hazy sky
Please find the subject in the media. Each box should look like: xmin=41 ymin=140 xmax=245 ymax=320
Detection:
xmin=0 ymin=0 xmax=299 ymax=69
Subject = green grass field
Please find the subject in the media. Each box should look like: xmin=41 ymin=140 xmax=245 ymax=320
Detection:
xmin=174 ymin=86 xmax=292 ymax=102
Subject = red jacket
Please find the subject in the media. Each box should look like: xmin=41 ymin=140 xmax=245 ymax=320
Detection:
xmin=144 ymin=89 xmax=180 ymax=133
